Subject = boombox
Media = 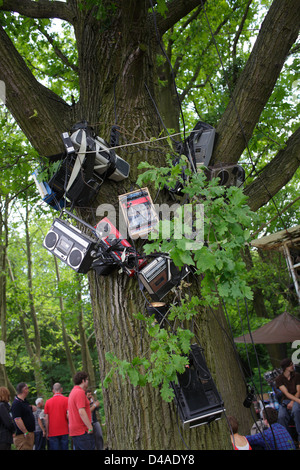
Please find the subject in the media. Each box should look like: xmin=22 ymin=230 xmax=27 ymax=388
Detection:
xmin=205 ymin=163 xmax=245 ymax=188
xmin=138 ymin=256 xmax=189 ymax=301
xmin=171 ymin=344 xmax=225 ymax=428
xmin=70 ymin=125 xmax=130 ymax=182
xmin=43 ymin=217 xmax=98 ymax=273
xmin=95 ymin=217 xmax=147 ymax=277
xmin=187 ymin=121 xmax=216 ymax=170
xmin=119 ymin=188 xmax=159 ymax=239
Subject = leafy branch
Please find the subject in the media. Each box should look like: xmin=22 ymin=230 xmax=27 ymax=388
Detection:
xmin=104 ymin=158 xmax=255 ymax=401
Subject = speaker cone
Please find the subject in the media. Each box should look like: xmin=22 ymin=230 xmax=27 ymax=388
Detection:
xmin=44 ymin=231 xmax=58 ymax=250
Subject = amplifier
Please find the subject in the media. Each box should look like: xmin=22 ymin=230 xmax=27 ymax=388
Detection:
xmin=43 ymin=218 xmax=97 ymax=273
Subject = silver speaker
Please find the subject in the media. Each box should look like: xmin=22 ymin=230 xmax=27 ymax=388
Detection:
xmin=43 ymin=218 xmax=97 ymax=273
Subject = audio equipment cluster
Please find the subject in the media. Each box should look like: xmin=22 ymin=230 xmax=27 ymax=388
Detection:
xmin=35 ymin=119 xmax=237 ymax=429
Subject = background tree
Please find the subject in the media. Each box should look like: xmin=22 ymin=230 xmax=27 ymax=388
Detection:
xmin=0 ymin=0 xmax=299 ymax=450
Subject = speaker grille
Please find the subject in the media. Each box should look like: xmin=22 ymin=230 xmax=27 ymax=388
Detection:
xmin=68 ymin=248 xmax=83 ymax=268
xmin=44 ymin=231 xmax=58 ymax=250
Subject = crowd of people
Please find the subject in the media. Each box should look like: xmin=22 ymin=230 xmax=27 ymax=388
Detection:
xmin=0 ymin=371 xmax=103 ymax=450
xmin=0 ymin=356 xmax=299 ymax=451
xmin=228 ymin=357 xmax=300 ymax=450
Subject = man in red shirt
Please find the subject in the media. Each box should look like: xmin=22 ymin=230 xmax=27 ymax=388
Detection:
xmin=68 ymin=371 xmax=95 ymax=450
xmin=44 ymin=383 xmax=69 ymax=450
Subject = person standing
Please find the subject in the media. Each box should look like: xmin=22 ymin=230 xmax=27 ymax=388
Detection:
xmin=0 ymin=386 xmax=15 ymax=450
xmin=86 ymin=389 xmax=104 ymax=450
xmin=275 ymin=357 xmax=300 ymax=447
xmin=11 ymin=382 xmax=36 ymax=450
xmin=34 ymin=397 xmax=46 ymax=450
xmin=68 ymin=371 xmax=95 ymax=450
xmin=44 ymin=383 xmax=69 ymax=450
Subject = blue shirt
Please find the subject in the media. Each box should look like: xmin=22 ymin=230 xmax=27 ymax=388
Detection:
xmin=246 ymin=423 xmax=296 ymax=450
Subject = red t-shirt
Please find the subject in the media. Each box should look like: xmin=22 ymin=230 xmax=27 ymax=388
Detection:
xmin=68 ymin=385 xmax=92 ymax=436
xmin=44 ymin=393 xmax=69 ymax=437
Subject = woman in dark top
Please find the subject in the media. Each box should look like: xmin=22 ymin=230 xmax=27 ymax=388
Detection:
xmin=0 ymin=386 xmax=15 ymax=450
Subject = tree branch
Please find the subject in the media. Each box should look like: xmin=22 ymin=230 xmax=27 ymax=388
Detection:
xmin=212 ymin=0 xmax=300 ymax=164
xmin=153 ymin=0 xmax=207 ymax=36
xmin=0 ymin=25 xmax=71 ymax=155
xmin=179 ymin=10 xmax=236 ymax=102
xmin=0 ymin=0 xmax=73 ymax=23
xmin=245 ymin=126 xmax=300 ymax=211
xmin=36 ymin=22 xmax=78 ymax=73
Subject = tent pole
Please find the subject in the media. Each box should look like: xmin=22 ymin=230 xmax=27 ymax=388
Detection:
xmin=282 ymin=243 xmax=300 ymax=304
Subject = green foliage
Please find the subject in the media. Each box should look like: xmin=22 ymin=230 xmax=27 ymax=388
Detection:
xmin=0 ymin=12 xmax=79 ymax=104
xmin=104 ymin=299 xmax=198 ymax=402
xmin=78 ymin=0 xmax=117 ymax=25
xmin=139 ymin=158 xmax=255 ymax=306
xmin=104 ymin=158 xmax=255 ymax=401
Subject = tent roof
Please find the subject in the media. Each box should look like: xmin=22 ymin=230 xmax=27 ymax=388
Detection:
xmin=251 ymin=225 xmax=300 ymax=251
xmin=234 ymin=311 xmax=300 ymax=344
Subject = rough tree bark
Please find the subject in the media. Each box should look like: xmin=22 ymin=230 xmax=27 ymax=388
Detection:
xmin=0 ymin=0 xmax=299 ymax=449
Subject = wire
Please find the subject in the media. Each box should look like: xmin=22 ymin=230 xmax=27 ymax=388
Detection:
xmin=198 ymin=0 xmax=289 ymax=233
xmin=148 ymin=0 xmax=187 ymax=141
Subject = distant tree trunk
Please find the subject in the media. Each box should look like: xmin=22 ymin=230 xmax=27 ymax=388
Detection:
xmin=0 ymin=195 xmax=9 ymax=389
xmin=242 ymin=246 xmax=287 ymax=367
xmin=53 ymin=257 xmax=76 ymax=378
xmin=7 ymin=203 xmax=47 ymax=397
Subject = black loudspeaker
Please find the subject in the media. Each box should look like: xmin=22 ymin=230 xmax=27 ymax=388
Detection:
xmin=189 ymin=121 xmax=216 ymax=169
xmin=206 ymin=163 xmax=245 ymax=187
xmin=146 ymin=302 xmax=168 ymax=326
xmin=43 ymin=218 xmax=98 ymax=273
xmin=171 ymin=344 xmax=224 ymax=428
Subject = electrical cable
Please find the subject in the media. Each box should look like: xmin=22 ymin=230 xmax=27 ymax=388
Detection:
xmin=148 ymin=0 xmax=187 ymax=141
xmin=198 ymin=0 xmax=290 ymax=234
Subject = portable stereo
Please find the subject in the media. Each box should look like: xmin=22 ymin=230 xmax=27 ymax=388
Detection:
xmin=187 ymin=121 xmax=216 ymax=170
xmin=70 ymin=126 xmax=130 ymax=182
xmin=205 ymin=163 xmax=245 ymax=187
xmin=43 ymin=217 xmax=98 ymax=273
xmin=118 ymin=188 xmax=159 ymax=240
xmin=46 ymin=132 xmax=102 ymax=207
xmin=138 ymin=256 xmax=189 ymax=301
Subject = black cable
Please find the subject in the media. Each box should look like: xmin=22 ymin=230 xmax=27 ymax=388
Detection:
xmin=144 ymin=82 xmax=179 ymax=145
xmin=148 ymin=0 xmax=186 ymax=141
xmin=198 ymin=0 xmax=289 ymax=232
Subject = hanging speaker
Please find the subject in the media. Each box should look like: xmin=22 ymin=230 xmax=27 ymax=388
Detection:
xmin=171 ymin=344 xmax=225 ymax=428
xmin=206 ymin=163 xmax=245 ymax=187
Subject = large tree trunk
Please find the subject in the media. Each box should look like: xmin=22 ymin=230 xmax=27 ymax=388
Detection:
xmin=0 ymin=0 xmax=299 ymax=449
